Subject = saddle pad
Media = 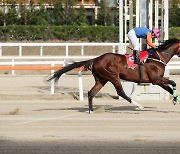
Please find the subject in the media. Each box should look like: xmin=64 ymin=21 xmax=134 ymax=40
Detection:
xmin=125 ymin=50 xmax=148 ymax=67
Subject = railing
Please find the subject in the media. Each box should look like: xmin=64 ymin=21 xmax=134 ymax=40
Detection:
xmin=0 ymin=42 xmax=120 ymax=101
xmin=0 ymin=42 xmax=120 ymax=56
xmin=0 ymin=58 xmax=180 ymax=101
xmin=0 ymin=60 xmax=84 ymax=101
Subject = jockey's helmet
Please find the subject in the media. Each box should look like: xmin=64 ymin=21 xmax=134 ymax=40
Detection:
xmin=152 ymin=28 xmax=160 ymax=39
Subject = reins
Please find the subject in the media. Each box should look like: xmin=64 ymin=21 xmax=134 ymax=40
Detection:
xmin=148 ymin=57 xmax=166 ymax=65
xmin=156 ymin=51 xmax=167 ymax=65
xmin=147 ymin=50 xmax=167 ymax=66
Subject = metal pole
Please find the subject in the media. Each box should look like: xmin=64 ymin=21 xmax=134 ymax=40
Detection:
xmin=155 ymin=0 xmax=159 ymax=44
xmin=161 ymin=0 xmax=164 ymax=41
xmin=141 ymin=0 xmax=148 ymax=50
xmin=141 ymin=0 xmax=148 ymax=28
xmin=136 ymin=0 xmax=140 ymax=27
xmin=136 ymin=0 xmax=141 ymax=50
xmin=129 ymin=0 xmax=133 ymax=30
xmin=78 ymin=71 xmax=84 ymax=101
xmin=124 ymin=0 xmax=127 ymax=52
xmin=51 ymin=63 xmax=55 ymax=95
xmin=163 ymin=0 xmax=169 ymax=40
xmin=118 ymin=0 xmax=124 ymax=54
xmin=155 ymin=0 xmax=159 ymax=28
xmin=148 ymin=0 xmax=153 ymax=30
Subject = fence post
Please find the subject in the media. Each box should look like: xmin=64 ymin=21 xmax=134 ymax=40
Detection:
xmin=40 ymin=46 xmax=43 ymax=56
xmin=51 ymin=63 xmax=55 ymax=95
xmin=19 ymin=45 xmax=22 ymax=56
xmin=66 ymin=45 xmax=68 ymax=57
xmin=78 ymin=71 xmax=84 ymax=101
xmin=81 ymin=45 xmax=84 ymax=55
xmin=0 ymin=46 xmax=2 ymax=56
xmin=12 ymin=59 xmax=15 ymax=75
xmin=112 ymin=44 xmax=115 ymax=53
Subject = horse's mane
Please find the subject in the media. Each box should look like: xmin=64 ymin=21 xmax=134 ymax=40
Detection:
xmin=157 ymin=38 xmax=180 ymax=52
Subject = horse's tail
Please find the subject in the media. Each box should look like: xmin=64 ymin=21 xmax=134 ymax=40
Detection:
xmin=47 ymin=59 xmax=94 ymax=83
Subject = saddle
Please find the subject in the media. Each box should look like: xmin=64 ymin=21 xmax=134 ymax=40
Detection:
xmin=125 ymin=50 xmax=148 ymax=67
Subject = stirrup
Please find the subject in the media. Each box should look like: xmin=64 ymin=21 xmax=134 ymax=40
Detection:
xmin=134 ymin=59 xmax=141 ymax=65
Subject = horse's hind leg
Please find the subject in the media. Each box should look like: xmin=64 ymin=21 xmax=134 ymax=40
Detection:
xmin=88 ymin=79 xmax=107 ymax=113
xmin=111 ymin=77 xmax=144 ymax=109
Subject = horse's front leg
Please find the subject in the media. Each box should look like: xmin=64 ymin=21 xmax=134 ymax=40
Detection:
xmin=155 ymin=78 xmax=180 ymax=105
xmin=162 ymin=79 xmax=180 ymax=104
xmin=172 ymin=87 xmax=180 ymax=104
xmin=88 ymin=80 xmax=106 ymax=113
xmin=112 ymin=79 xmax=144 ymax=110
xmin=88 ymin=94 xmax=93 ymax=113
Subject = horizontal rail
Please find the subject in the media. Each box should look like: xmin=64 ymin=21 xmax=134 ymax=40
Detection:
xmin=0 ymin=60 xmax=179 ymax=65
xmin=0 ymin=61 xmax=65 ymax=65
xmin=0 ymin=42 xmax=121 ymax=56
xmin=0 ymin=55 xmax=178 ymax=60
xmin=0 ymin=65 xmax=179 ymax=70
xmin=166 ymin=66 xmax=180 ymax=69
xmin=0 ymin=65 xmax=83 ymax=71
xmin=0 ymin=56 xmax=97 ymax=60
xmin=0 ymin=64 xmax=84 ymax=100
xmin=0 ymin=59 xmax=179 ymax=70
xmin=0 ymin=66 xmax=62 ymax=70
xmin=0 ymin=42 xmax=119 ymax=46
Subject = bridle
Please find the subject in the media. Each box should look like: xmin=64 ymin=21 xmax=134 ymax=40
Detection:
xmin=148 ymin=42 xmax=180 ymax=65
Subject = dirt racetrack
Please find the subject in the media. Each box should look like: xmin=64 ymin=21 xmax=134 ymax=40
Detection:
xmin=1 ymin=75 xmax=180 ymax=154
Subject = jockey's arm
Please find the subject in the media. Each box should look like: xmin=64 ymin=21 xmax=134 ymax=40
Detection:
xmin=146 ymin=32 xmax=156 ymax=48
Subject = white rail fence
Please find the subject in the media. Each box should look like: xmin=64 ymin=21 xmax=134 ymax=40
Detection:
xmin=0 ymin=42 xmax=120 ymax=56
xmin=0 ymin=42 xmax=120 ymax=101
xmin=0 ymin=57 xmax=180 ymax=101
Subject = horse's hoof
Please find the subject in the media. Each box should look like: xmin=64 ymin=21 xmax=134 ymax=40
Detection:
xmin=89 ymin=110 xmax=94 ymax=114
xmin=177 ymin=96 xmax=180 ymax=102
xmin=173 ymin=97 xmax=177 ymax=105
xmin=136 ymin=106 xmax=144 ymax=110
xmin=86 ymin=110 xmax=94 ymax=114
xmin=173 ymin=100 xmax=177 ymax=105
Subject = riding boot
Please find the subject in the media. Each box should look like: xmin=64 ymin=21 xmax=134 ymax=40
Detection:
xmin=133 ymin=50 xmax=141 ymax=65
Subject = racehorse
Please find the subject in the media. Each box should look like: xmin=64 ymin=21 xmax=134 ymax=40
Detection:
xmin=48 ymin=39 xmax=180 ymax=113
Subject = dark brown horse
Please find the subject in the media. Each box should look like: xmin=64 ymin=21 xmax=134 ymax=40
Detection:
xmin=48 ymin=39 xmax=180 ymax=113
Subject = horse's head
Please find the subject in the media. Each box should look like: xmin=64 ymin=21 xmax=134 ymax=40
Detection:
xmin=173 ymin=40 xmax=180 ymax=57
xmin=177 ymin=42 xmax=180 ymax=57
xmin=158 ymin=39 xmax=180 ymax=57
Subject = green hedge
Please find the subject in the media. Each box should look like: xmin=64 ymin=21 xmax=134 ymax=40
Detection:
xmin=169 ymin=27 xmax=180 ymax=39
xmin=0 ymin=25 xmax=179 ymax=42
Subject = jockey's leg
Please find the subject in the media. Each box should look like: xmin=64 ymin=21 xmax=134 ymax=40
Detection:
xmin=133 ymin=50 xmax=141 ymax=64
xmin=128 ymin=29 xmax=140 ymax=65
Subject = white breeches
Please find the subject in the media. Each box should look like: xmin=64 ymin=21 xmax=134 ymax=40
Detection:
xmin=127 ymin=29 xmax=139 ymax=51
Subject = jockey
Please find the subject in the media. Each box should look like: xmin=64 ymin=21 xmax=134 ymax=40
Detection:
xmin=127 ymin=27 xmax=160 ymax=64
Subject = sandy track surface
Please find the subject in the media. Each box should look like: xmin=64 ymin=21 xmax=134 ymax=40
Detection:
xmin=0 ymin=75 xmax=180 ymax=154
